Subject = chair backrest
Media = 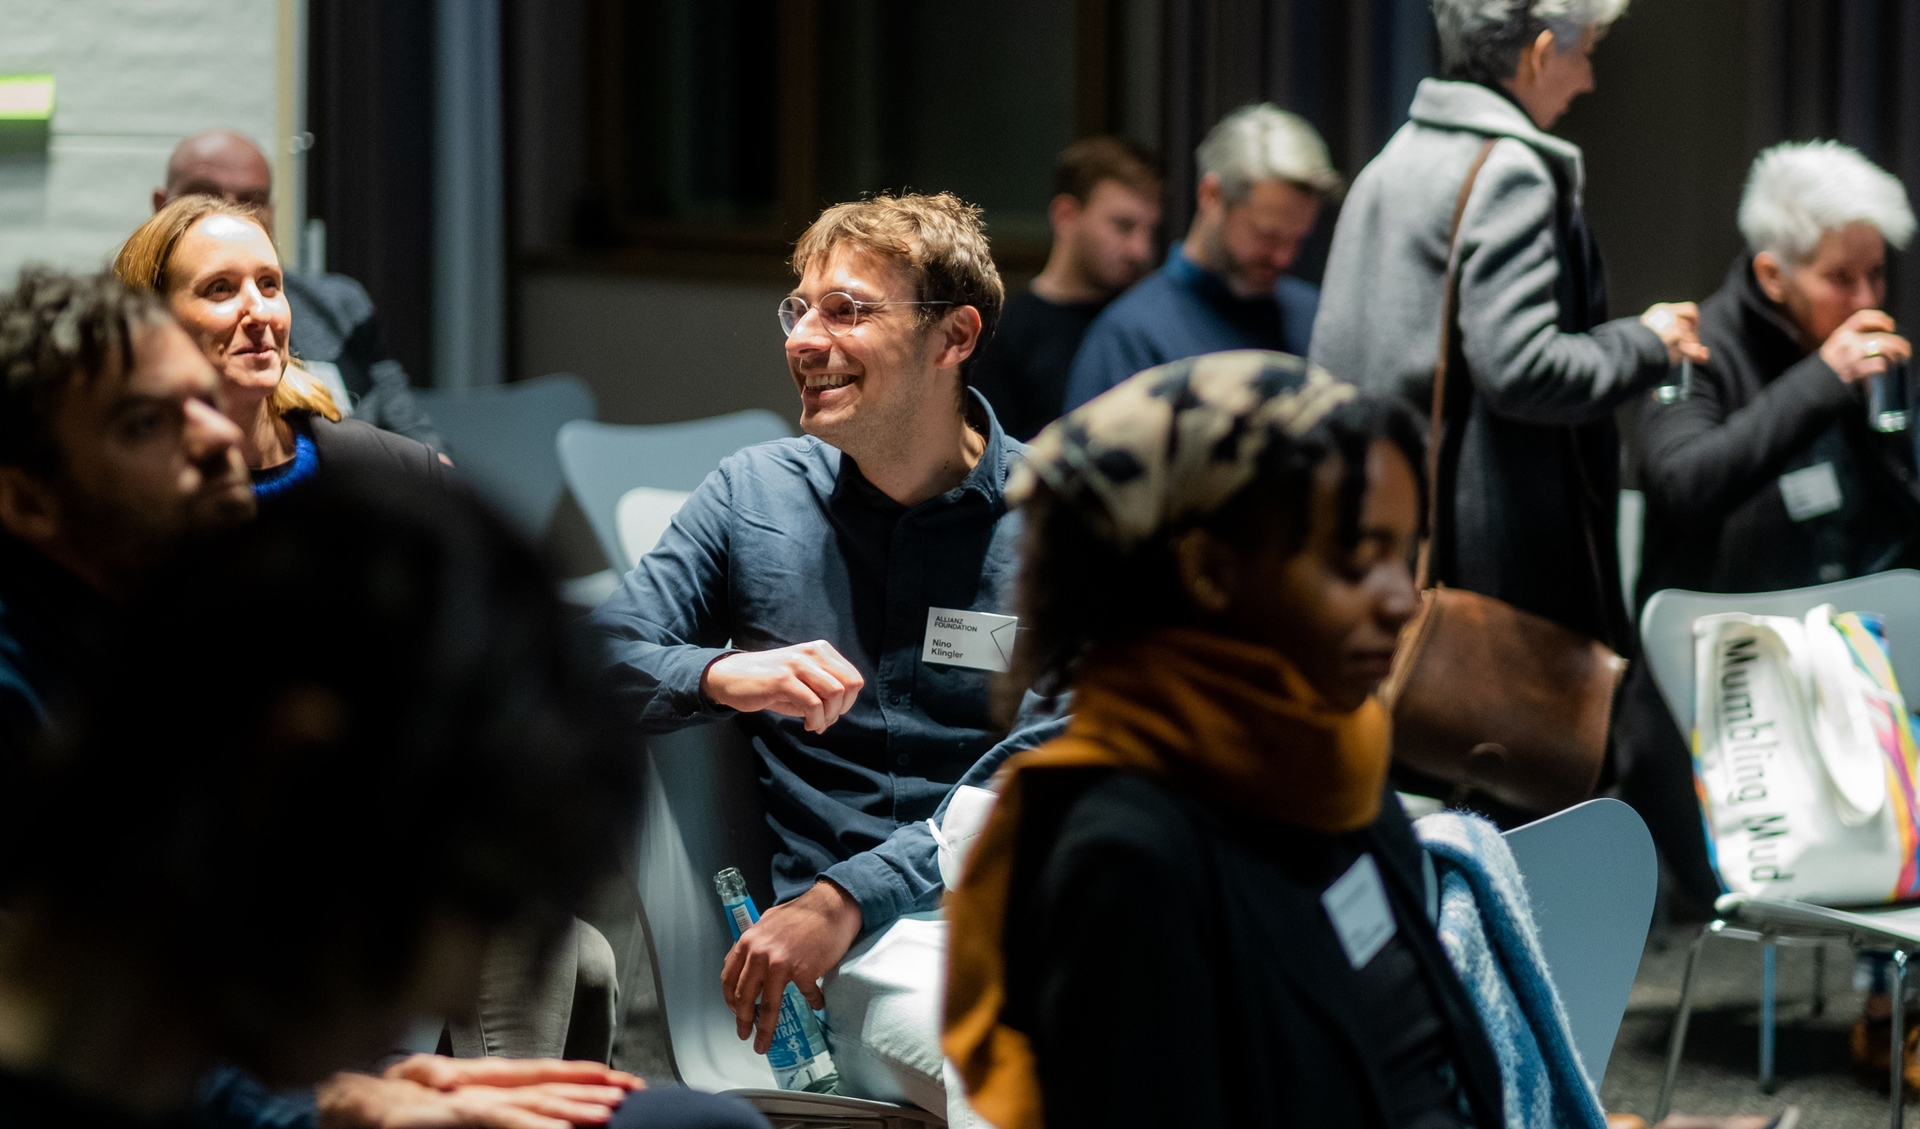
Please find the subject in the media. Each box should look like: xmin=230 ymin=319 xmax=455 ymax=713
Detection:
xmin=557 ymin=412 xmax=793 ymax=574
xmin=1502 ymin=797 xmax=1657 ymax=1087
xmin=411 ymin=374 xmax=596 ymax=538
xmin=1639 ymin=570 xmax=1920 ymax=734
xmin=635 ymin=721 xmax=785 ymax=1092
xmin=616 ymin=487 xmax=694 ymax=568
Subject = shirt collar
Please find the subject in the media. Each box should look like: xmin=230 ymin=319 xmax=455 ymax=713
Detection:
xmin=832 ymin=389 xmax=1016 ymax=514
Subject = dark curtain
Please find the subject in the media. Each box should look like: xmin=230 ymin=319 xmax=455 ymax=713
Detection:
xmin=306 ymin=0 xmax=437 ymax=385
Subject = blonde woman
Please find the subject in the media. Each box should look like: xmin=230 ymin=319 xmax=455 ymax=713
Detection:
xmin=116 ymin=196 xmax=447 ymax=501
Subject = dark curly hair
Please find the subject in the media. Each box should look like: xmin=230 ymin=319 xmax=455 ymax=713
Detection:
xmin=0 ymin=473 xmax=639 ymax=1071
xmin=0 ymin=266 xmax=170 ymax=475
xmin=1009 ymin=394 xmax=1427 ymax=701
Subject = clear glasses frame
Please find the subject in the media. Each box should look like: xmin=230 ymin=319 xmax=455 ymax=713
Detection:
xmin=777 ymin=292 xmax=954 ymax=338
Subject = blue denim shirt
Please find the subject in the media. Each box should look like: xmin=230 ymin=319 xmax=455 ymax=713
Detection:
xmin=587 ymin=394 xmax=1065 ymax=934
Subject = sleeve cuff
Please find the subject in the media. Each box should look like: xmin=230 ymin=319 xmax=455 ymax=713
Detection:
xmin=657 ymin=645 xmax=741 ymax=722
xmin=822 ymin=852 xmax=915 ymax=936
xmin=1779 ymin=353 xmax=1858 ymax=414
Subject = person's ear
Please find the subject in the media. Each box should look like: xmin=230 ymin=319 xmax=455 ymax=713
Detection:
xmin=932 ymin=304 xmax=984 ymax=371
xmin=1519 ymin=28 xmax=1555 ymax=85
xmin=1195 ymin=172 xmax=1225 ymax=218
xmin=0 ymin=467 xmax=63 ymax=547
xmin=1047 ymin=192 xmax=1084 ymax=236
xmin=1752 ymin=251 xmax=1793 ymax=306
xmin=1173 ymin=528 xmax=1237 ymax=616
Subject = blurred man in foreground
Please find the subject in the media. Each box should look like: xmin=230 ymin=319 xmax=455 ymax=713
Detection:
xmin=154 ymin=130 xmax=443 ymax=450
xmin=969 ymin=136 xmax=1160 ymax=439
xmin=1064 ymin=104 xmax=1338 ymax=409
xmin=0 ymin=267 xmax=662 ymax=1129
xmin=0 ymin=474 xmax=763 ymax=1129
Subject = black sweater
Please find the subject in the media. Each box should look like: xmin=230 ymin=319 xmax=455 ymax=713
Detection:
xmin=1002 ymin=772 xmax=1503 ymax=1129
xmin=1636 ymin=258 xmax=1920 ymax=601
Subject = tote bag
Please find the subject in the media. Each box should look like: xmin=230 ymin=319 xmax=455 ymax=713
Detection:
xmin=1693 ymin=604 xmax=1920 ymax=904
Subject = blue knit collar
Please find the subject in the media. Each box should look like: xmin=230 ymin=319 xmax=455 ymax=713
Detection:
xmin=251 ymin=431 xmax=319 ymax=500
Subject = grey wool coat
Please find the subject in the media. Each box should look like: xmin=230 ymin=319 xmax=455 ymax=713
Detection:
xmin=1311 ymin=79 xmax=1670 ymax=651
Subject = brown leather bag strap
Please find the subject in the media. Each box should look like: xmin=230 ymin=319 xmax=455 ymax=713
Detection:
xmin=1418 ymin=136 xmax=1501 ymax=591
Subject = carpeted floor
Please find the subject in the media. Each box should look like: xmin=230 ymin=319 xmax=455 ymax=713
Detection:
xmin=1603 ymin=923 xmax=1911 ymax=1127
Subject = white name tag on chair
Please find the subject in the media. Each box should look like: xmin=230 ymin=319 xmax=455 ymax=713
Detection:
xmin=1322 ymin=854 xmax=1396 ymax=969
xmin=1779 ymin=462 xmax=1843 ymax=522
xmin=920 ymin=607 xmax=1019 ymax=672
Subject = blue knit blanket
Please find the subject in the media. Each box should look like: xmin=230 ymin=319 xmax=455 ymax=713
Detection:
xmin=1416 ymin=811 xmax=1606 ymax=1129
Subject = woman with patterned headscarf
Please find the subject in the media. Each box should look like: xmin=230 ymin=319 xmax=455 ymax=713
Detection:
xmin=942 ymin=350 xmax=1503 ymax=1129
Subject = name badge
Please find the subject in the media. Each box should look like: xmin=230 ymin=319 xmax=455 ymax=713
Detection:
xmin=1779 ymin=462 xmax=1843 ymax=522
xmin=920 ymin=607 xmax=1019 ymax=673
xmin=1322 ymin=854 xmax=1396 ymax=969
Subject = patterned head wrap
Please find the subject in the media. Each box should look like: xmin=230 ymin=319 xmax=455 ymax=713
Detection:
xmin=1007 ymin=350 xmax=1357 ymax=549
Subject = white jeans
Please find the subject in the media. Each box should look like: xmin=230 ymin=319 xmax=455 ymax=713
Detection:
xmin=821 ymin=913 xmax=980 ymax=1128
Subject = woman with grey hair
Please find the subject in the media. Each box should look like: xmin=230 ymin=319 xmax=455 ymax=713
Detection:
xmin=1310 ymin=0 xmax=1706 ymax=812
xmin=1622 ymin=141 xmax=1920 ymax=926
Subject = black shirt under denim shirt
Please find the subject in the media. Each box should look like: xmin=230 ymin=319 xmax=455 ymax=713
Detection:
xmin=586 ymin=392 xmax=1065 ymax=933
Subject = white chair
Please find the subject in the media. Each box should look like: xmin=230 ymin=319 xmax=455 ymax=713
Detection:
xmin=1640 ymin=570 xmax=1920 ymax=1126
xmin=556 ymin=412 xmax=792 ymax=575
xmin=1502 ymin=797 xmax=1659 ymax=1086
xmin=635 ymin=721 xmax=945 ymax=1128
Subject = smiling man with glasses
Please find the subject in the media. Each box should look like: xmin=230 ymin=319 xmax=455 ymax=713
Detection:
xmin=588 ymin=193 xmax=1063 ymax=1125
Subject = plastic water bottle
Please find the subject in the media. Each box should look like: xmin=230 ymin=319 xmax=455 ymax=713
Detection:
xmin=713 ymin=868 xmax=838 ymax=1093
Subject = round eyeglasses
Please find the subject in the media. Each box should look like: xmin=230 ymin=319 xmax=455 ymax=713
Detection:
xmin=778 ymin=292 xmax=955 ymax=338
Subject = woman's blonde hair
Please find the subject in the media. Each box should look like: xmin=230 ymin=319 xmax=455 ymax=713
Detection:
xmin=114 ymin=196 xmax=340 ymax=422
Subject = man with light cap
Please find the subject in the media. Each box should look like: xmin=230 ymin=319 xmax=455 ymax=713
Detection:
xmin=153 ymin=129 xmax=443 ymax=450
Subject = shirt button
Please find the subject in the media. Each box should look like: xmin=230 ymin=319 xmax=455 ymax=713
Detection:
xmin=896 ymin=755 xmax=910 ymax=766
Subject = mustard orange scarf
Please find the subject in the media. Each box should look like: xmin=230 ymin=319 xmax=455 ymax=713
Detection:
xmin=941 ymin=627 xmax=1392 ymax=1129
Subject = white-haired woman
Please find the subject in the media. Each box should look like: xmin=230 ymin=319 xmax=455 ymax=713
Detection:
xmin=1618 ymin=143 xmax=1920 ymax=943
xmin=1311 ymin=0 xmax=1707 ymax=769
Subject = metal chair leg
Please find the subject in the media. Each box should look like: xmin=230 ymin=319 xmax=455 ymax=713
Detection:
xmin=1812 ymin=944 xmax=1826 ymax=1018
xmin=1761 ymin=941 xmax=1778 ymax=1094
xmin=1657 ymin=924 xmax=1715 ymax=1123
xmin=1894 ymin=950 xmax=1909 ymax=1129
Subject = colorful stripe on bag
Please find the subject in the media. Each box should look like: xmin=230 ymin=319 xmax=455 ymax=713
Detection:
xmin=1833 ymin=613 xmax=1920 ymax=900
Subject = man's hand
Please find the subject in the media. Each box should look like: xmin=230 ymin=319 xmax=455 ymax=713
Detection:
xmin=382 ymin=1056 xmax=641 ymax=1093
xmin=1821 ymin=309 xmax=1912 ymax=384
xmin=718 ymin=879 xmax=864 ymax=1053
xmin=317 ymin=1060 xmax=639 ymax=1129
xmin=701 ymin=641 xmax=865 ymax=734
xmin=1641 ymin=302 xmax=1711 ymax=366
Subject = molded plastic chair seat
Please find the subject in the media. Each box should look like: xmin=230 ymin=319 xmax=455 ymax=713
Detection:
xmin=1639 ymin=570 xmax=1920 ymax=1126
xmin=557 ymin=411 xmax=792 ymax=574
xmin=635 ymin=722 xmax=944 ymax=1127
xmin=411 ymin=373 xmax=596 ymax=538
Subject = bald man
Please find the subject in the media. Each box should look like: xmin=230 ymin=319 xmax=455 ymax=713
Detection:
xmin=154 ymin=130 xmax=443 ymax=450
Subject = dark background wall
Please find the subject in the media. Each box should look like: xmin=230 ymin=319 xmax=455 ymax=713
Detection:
xmin=304 ymin=0 xmax=1920 ymax=409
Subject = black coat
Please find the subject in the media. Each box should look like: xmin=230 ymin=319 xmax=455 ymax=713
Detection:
xmin=306 ymin=414 xmax=454 ymax=493
xmin=1637 ymin=258 xmax=1920 ymax=600
xmin=1002 ymin=772 xmax=1504 ymax=1129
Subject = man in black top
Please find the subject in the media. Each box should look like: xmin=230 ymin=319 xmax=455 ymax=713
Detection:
xmin=153 ymin=130 xmax=445 ymax=450
xmin=1622 ymin=141 xmax=1919 ymax=906
xmin=968 ymin=137 xmax=1160 ymax=440
xmin=0 ymin=269 xmax=256 ymax=756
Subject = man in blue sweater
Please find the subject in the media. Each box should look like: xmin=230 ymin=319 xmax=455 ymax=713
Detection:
xmin=1065 ymin=104 xmax=1341 ymax=409
xmin=588 ymin=194 xmax=1063 ymax=1126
